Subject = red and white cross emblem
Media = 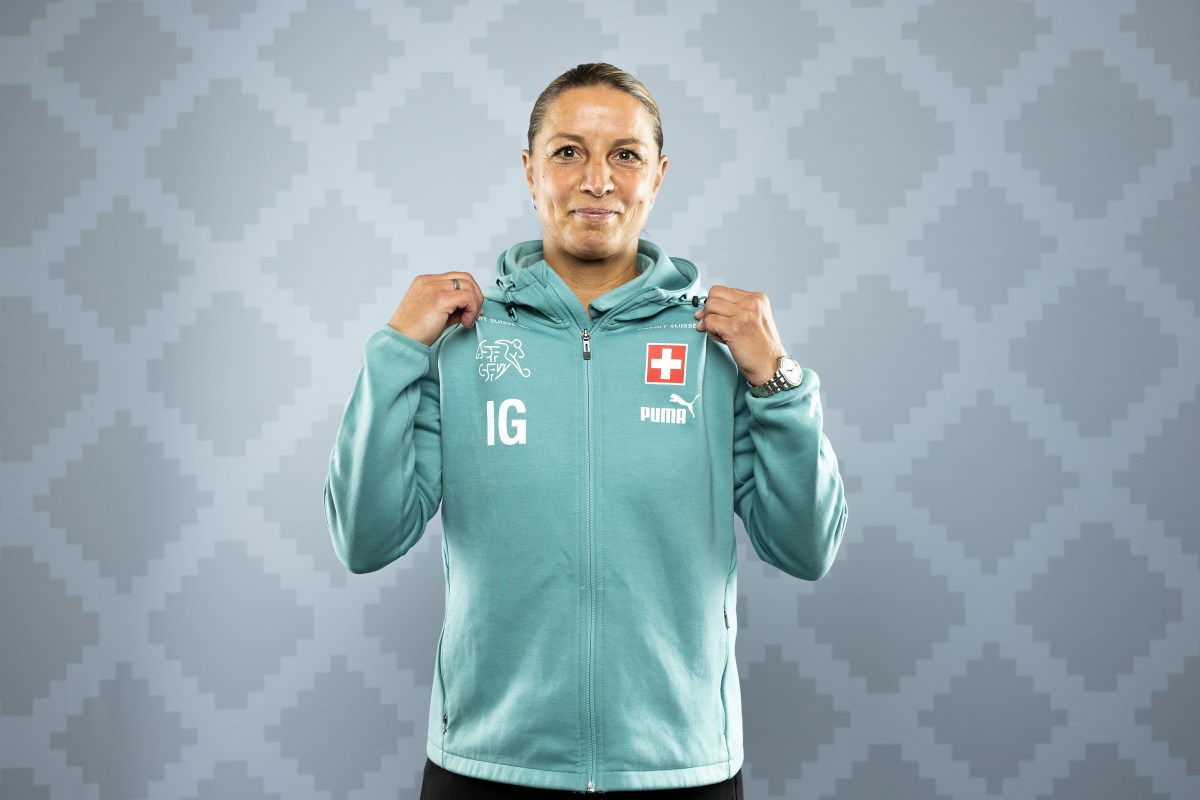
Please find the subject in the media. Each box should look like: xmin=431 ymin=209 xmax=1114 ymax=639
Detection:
xmin=645 ymin=343 xmax=687 ymax=385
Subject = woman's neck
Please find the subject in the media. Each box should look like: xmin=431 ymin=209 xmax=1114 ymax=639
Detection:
xmin=545 ymin=249 xmax=641 ymax=316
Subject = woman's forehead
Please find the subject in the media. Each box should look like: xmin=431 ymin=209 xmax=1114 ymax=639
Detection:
xmin=539 ymin=86 xmax=654 ymax=144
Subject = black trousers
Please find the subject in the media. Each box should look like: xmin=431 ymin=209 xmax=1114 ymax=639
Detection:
xmin=420 ymin=759 xmax=744 ymax=799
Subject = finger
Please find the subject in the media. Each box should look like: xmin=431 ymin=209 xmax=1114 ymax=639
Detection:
xmin=436 ymin=272 xmax=484 ymax=326
xmin=447 ymin=293 xmax=482 ymax=327
xmin=473 ymin=279 xmax=485 ymax=318
xmin=454 ymin=291 xmax=483 ymax=328
xmin=695 ymin=293 xmax=746 ymax=319
xmin=705 ymin=285 xmax=750 ymax=305
xmin=696 ymin=311 xmax=732 ymax=341
xmin=446 ymin=272 xmax=485 ymax=313
xmin=454 ymin=308 xmax=474 ymax=329
xmin=695 ymin=309 xmax=719 ymax=337
xmin=695 ymin=307 xmax=724 ymax=328
xmin=697 ymin=306 xmax=762 ymax=348
xmin=460 ymin=300 xmax=481 ymax=327
xmin=462 ymin=276 xmax=486 ymax=325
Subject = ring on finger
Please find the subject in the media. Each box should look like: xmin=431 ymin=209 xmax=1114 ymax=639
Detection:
xmin=452 ymin=278 xmax=461 ymax=291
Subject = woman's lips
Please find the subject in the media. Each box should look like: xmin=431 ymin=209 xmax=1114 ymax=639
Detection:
xmin=574 ymin=208 xmax=617 ymax=221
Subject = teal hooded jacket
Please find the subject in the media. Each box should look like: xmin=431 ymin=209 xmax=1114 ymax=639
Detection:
xmin=324 ymin=239 xmax=848 ymax=793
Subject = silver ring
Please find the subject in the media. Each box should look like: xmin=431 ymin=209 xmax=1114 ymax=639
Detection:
xmin=452 ymin=278 xmax=461 ymax=291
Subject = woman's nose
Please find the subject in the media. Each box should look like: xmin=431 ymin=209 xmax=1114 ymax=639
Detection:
xmin=580 ymin=158 xmax=613 ymax=196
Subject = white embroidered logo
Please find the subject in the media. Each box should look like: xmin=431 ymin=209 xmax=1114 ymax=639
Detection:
xmin=476 ymin=338 xmax=532 ymax=382
xmin=486 ymin=399 xmax=527 ymax=445
xmin=640 ymin=393 xmax=699 ymax=425
xmin=669 ymin=393 xmax=699 ymax=418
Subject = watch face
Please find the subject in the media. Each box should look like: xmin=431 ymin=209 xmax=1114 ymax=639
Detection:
xmin=779 ymin=356 xmax=802 ymax=386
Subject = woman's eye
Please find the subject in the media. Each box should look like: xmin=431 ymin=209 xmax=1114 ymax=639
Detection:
xmin=616 ymin=150 xmax=640 ymax=162
xmin=555 ymin=146 xmax=577 ymax=158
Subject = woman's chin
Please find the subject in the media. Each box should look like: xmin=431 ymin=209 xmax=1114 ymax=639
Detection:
xmin=561 ymin=234 xmax=633 ymax=264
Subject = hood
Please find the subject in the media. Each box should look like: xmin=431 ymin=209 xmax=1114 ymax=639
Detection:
xmin=484 ymin=239 xmax=704 ymax=328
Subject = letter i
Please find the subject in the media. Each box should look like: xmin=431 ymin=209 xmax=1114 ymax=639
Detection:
xmin=486 ymin=400 xmax=496 ymax=446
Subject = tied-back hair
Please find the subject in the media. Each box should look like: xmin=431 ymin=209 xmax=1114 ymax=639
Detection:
xmin=527 ymin=63 xmax=663 ymax=155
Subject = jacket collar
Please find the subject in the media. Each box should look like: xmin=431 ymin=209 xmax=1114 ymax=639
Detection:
xmin=485 ymin=239 xmax=703 ymax=328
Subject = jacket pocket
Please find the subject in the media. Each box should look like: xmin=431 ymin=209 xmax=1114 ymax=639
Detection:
xmin=718 ymin=567 xmax=738 ymax=757
xmin=433 ymin=622 xmax=449 ymax=747
xmin=434 ymin=539 xmax=452 ymax=749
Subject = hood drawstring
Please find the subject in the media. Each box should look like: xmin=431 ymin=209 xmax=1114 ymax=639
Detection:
xmin=497 ymin=278 xmax=518 ymax=321
xmin=679 ymin=293 xmax=707 ymax=308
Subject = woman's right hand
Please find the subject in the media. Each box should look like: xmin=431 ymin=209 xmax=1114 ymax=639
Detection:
xmin=387 ymin=272 xmax=486 ymax=346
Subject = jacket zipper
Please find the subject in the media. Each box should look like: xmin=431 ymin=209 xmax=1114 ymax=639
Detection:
xmin=583 ymin=326 xmax=597 ymax=793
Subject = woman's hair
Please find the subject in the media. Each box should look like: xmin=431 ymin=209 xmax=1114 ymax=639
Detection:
xmin=527 ymin=63 xmax=663 ymax=155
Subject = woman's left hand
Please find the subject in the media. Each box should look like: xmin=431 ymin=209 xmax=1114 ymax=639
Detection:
xmin=695 ymin=285 xmax=787 ymax=386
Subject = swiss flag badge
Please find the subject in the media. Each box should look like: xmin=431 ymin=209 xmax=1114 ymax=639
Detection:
xmin=645 ymin=343 xmax=688 ymax=385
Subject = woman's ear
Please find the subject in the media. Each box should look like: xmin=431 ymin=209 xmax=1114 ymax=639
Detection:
xmin=652 ymin=154 xmax=668 ymax=198
xmin=522 ymin=149 xmax=535 ymax=195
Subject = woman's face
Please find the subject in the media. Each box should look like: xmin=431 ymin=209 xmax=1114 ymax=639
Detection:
xmin=523 ymin=86 xmax=667 ymax=269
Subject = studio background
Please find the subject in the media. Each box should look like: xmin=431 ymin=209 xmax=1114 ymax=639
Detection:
xmin=2 ymin=0 xmax=1197 ymax=798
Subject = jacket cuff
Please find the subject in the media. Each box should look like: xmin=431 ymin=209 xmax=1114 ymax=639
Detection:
xmin=364 ymin=326 xmax=433 ymax=385
xmin=373 ymin=325 xmax=432 ymax=356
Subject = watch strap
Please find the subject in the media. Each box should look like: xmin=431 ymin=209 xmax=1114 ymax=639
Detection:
xmin=749 ymin=356 xmax=802 ymax=398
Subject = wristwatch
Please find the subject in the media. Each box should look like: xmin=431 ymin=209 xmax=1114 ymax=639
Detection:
xmin=749 ymin=355 xmax=803 ymax=398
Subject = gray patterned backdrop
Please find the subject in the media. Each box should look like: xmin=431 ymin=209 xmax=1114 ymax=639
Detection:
xmin=1 ymin=0 xmax=1197 ymax=797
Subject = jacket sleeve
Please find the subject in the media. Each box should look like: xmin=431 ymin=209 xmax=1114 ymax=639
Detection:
xmin=732 ymin=368 xmax=848 ymax=580
xmin=324 ymin=326 xmax=443 ymax=574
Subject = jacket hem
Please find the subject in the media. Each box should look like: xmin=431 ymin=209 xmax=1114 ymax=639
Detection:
xmin=427 ymin=739 xmax=743 ymax=793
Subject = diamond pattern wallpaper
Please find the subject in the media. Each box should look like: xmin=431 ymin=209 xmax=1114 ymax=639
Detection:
xmin=1 ymin=0 xmax=1197 ymax=797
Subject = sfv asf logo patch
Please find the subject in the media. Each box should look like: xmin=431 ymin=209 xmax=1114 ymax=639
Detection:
xmin=476 ymin=338 xmax=531 ymax=382
xmin=645 ymin=342 xmax=687 ymax=385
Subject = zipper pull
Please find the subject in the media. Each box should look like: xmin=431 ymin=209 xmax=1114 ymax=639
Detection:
xmin=581 ymin=328 xmax=591 ymax=361
xmin=442 ymin=713 xmax=448 ymax=733
xmin=587 ymin=780 xmax=595 ymax=792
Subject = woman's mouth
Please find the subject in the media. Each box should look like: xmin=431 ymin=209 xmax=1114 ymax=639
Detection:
xmin=574 ymin=208 xmax=617 ymax=221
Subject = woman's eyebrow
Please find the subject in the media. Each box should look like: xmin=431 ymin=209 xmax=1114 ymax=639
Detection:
xmin=546 ymin=133 xmax=647 ymax=148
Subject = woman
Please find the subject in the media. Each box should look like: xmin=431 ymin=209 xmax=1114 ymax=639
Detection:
xmin=325 ymin=63 xmax=848 ymax=798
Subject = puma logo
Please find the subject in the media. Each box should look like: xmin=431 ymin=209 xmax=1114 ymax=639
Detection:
xmin=669 ymin=393 xmax=699 ymax=418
